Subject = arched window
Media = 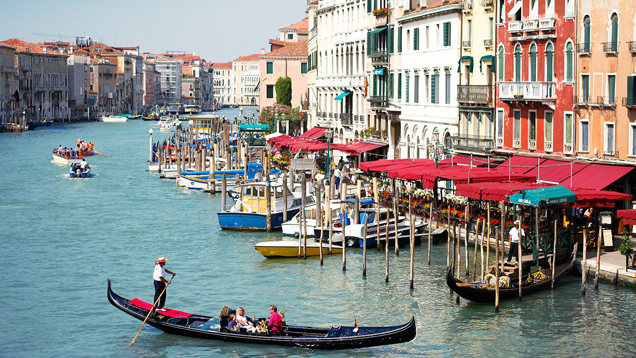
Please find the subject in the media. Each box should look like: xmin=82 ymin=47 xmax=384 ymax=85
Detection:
xmin=610 ymin=13 xmax=618 ymax=52
xmin=529 ymin=43 xmax=538 ymax=81
xmin=497 ymin=45 xmax=505 ymax=82
xmin=565 ymin=41 xmax=574 ymax=82
xmin=514 ymin=44 xmax=522 ymax=82
xmin=545 ymin=42 xmax=554 ymax=82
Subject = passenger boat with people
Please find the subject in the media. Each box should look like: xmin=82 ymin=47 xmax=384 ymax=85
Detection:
xmin=69 ymin=161 xmax=91 ymax=178
xmin=52 ymin=148 xmax=83 ymax=165
xmin=254 ymin=240 xmax=343 ymax=258
xmin=446 ymin=243 xmax=578 ymax=303
xmin=107 ymin=279 xmax=416 ymax=349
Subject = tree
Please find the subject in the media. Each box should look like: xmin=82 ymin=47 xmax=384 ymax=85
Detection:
xmin=275 ymin=76 xmax=292 ymax=106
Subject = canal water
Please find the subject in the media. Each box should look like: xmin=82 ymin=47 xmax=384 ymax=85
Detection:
xmin=1 ymin=109 xmax=636 ymax=357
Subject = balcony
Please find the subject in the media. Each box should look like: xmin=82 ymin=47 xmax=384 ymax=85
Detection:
xmin=508 ymin=21 xmax=523 ymax=33
xmin=523 ymin=20 xmax=538 ymax=32
xmin=628 ymin=41 xmax=636 ymax=54
xmin=462 ymin=41 xmax=471 ymax=49
xmin=369 ymin=50 xmax=389 ymax=66
xmin=340 ymin=113 xmax=352 ymax=126
xmin=513 ymin=138 xmax=521 ymax=149
xmin=480 ymin=0 xmax=494 ymax=10
xmin=498 ymin=82 xmax=556 ymax=103
xmin=538 ymin=18 xmax=556 ymax=31
xmin=484 ymin=39 xmax=493 ymax=47
xmin=463 ymin=0 xmax=473 ymax=12
xmin=528 ymin=139 xmax=537 ymax=151
xmin=573 ymin=95 xmax=590 ymax=106
xmin=576 ymin=43 xmax=591 ymax=55
xmin=597 ymin=96 xmax=616 ymax=107
xmin=496 ymin=137 xmax=503 ymax=147
xmin=602 ymin=42 xmax=618 ymax=54
xmin=368 ymin=95 xmax=388 ymax=109
xmin=448 ymin=135 xmax=494 ymax=152
xmin=545 ymin=141 xmax=553 ymax=152
xmin=622 ymin=97 xmax=636 ymax=109
xmin=457 ymin=85 xmax=491 ymax=105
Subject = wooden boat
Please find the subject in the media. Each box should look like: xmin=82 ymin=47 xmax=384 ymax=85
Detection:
xmin=107 ymin=279 xmax=416 ymax=349
xmin=446 ymin=243 xmax=578 ymax=303
xmin=255 ymin=241 xmax=343 ymax=258
xmin=52 ymin=149 xmax=82 ymax=165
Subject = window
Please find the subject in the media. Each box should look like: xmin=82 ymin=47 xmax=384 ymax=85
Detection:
xmin=546 ymin=0 xmax=554 ymax=18
xmin=530 ymin=0 xmax=538 ymax=19
xmin=514 ymin=110 xmax=521 ymax=139
xmin=608 ymin=74 xmax=616 ymax=104
xmin=605 ymin=123 xmax=614 ymax=154
xmin=545 ymin=111 xmax=553 ymax=142
xmin=266 ymin=84 xmax=274 ymax=99
xmin=529 ymin=111 xmax=536 ymax=140
xmin=398 ymin=73 xmax=402 ymax=99
xmin=514 ymin=44 xmax=522 ymax=82
xmin=529 ymin=43 xmax=537 ymax=81
xmin=431 ymin=74 xmax=439 ymax=104
xmin=389 ymin=72 xmax=394 ymax=99
xmin=544 ymin=42 xmax=554 ymax=82
xmin=467 ymin=20 xmax=472 ymax=44
xmin=301 ymin=63 xmax=308 ymax=74
xmin=406 ymin=30 xmax=410 ymax=51
xmin=631 ymin=125 xmax=636 ymax=156
xmin=497 ymin=109 xmax=504 ymax=139
xmin=565 ymin=42 xmax=574 ymax=82
xmin=414 ymin=28 xmax=419 ymax=51
xmin=398 ymin=27 xmax=403 ymax=53
xmin=405 ymin=74 xmax=410 ymax=103
xmin=287 ymin=33 xmax=293 ymax=40
xmin=445 ymin=73 xmax=451 ymax=104
xmin=425 ymin=26 xmax=429 ymax=49
xmin=580 ymin=121 xmax=589 ymax=152
xmin=610 ymin=13 xmax=618 ymax=52
xmin=565 ymin=113 xmax=573 ymax=148
xmin=581 ymin=74 xmax=589 ymax=102
xmin=266 ymin=62 xmax=273 ymax=74
xmin=628 ymin=76 xmax=636 ymax=106
xmin=443 ymin=22 xmax=451 ymax=47
xmin=414 ymin=75 xmax=419 ymax=103
xmin=498 ymin=46 xmax=505 ymax=82
xmin=583 ymin=16 xmax=591 ymax=52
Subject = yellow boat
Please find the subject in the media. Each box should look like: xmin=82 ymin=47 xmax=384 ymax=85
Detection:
xmin=255 ymin=241 xmax=343 ymax=258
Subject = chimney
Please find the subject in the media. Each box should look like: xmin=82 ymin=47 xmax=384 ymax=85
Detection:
xmin=261 ymin=48 xmax=265 ymax=54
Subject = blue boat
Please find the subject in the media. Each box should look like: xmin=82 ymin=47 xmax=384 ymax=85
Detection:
xmin=217 ymin=182 xmax=304 ymax=230
xmin=69 ymin=161 xmax=91 ymax=178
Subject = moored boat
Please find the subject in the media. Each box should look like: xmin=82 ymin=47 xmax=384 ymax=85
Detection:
xmin=99 ymin=115 xmax=128 ymax=122
xmin=254 ymin=240 xmax=343 ymax=258
xmin=107 ymin=279 xmax=416 ymax=349
xmin=447 ymin=243 xmax=577 ymax=303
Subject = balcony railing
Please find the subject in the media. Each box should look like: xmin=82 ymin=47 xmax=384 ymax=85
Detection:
xmin=457 ymin=85 xmax=491 ymax=104
xmin=545 ymin=141 xmax=553 ymax=152
xmin=508 ymin=21 xmax=523 ymax=33
xmin=538 ymin=18 xmax=555 ymax=30
xmin=484 ymin=39 xmax=493 ymax=47
xmin=597 ymin=96 xmax=616 ymax=107
xmin=480 ymin=0 xmax=494 ymax=10
xmin=528 ymin=139 xmax=537 ymax=151
xmin=462 ymin=41 xmax=471 ymax=49
xmin=513 ymin=138 xmax=521 ymax=149
xmin=576 ymin=43 xmax=591 ymax=55
xmin=449 ymin=135 xmax=494 ymax=152
xmin=340 ymin=113 xmax=352 ymax=126
xmin=623 ymin=97 xmax=636 ymax=108
xmin=628 ymin=41 xmax=636 ymax=54
xmin=496 ymin=137 xmax=503 ymax=147
xmin=368 ymin=95 xmax=388 ymax=108
xmin=602 ymin=42 xmax=618 ymax=54
xmin=498 ymin=82 xmax=556 ymax=101
xmin=573 ymin=95 xmax=590 ymax=105
xmin=523 ymin=20 xmax=538 ymax=31
xmin=370 ymin=50 xmax=389 ymax=65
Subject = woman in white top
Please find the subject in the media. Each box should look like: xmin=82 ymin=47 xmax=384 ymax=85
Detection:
xmin=235 ymin=307 xmax=257 ymax=332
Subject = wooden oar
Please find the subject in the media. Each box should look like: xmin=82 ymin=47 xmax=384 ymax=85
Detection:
xmin=93 ymin=151 xmax=109 ymax=156
xmin=128 ymin=275 xmax=174 ymax=346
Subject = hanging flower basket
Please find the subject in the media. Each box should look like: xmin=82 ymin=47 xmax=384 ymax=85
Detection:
xmin=372 ymin=8 xmax=388 ymax=15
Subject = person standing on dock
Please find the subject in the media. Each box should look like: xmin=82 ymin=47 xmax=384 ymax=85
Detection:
xmin=507 ymin=220 xmax=524 ymax=263
xmin=153 ymin=257 xmax=176 ymax=311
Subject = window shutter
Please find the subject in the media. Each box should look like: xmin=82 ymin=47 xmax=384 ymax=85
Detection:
xmin=443 ymin=22 xmax=450 ymax=47
xmin=546 ymin=51 xmax=553 ymax=81
xmin=612 ymin=19 xmax=618 ymax=44
xmin=584 ymin=23 xmax=591 ymax=44
xmin=398 ymin=27 xmax=403 ymax=53
xmin=367 ymin=32 xmax=372 ymax=55
xmin=414 ymin=28 xmax=419 ymax=51
xmin=373 ymin=74 xmax=378 ymax=96
xmin=566 ymin=49 xmax=573 ymax=82
xmin=627 ymin=76 xmax=635 ymax=105
xmin=530 ymin=52 xmax=536 ymax=81
xmin=367 ymin=0 xmax=372 ymax=13
xmin=515 ymin=53 xmax=521 ymax=82
xmin=608 ymin=75 xmax=616 ymax=104
xmin=398 ymin=73 xmax=402 ymax=99
xmin=389 ymin=73 xmax=394 ymax=99
xmin=388 ymin=27 xmax=394 ymax=54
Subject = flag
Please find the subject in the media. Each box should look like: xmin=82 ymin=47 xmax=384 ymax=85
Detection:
xmin=300 ymin=95 xmax=304 ymax=118
xmin=364 ymin=77 xmax=369 ymax=98
xmin=13 ymin=90 xmax=20 ymax=103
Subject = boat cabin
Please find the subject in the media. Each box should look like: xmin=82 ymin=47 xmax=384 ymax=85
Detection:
xmin=239 ymin=182 xmax=309 ymax=214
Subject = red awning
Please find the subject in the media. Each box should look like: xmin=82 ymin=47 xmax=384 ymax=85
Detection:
xmin=338 ymin=141 xmax=387 ymax=156
xmin=560 ymin=164 xmax=634 ymax=190
xmin=300 ymin=127 xmax=327 ymax=139
xmin=524 ymin=159 xmax=588 ymax=184
xmin=437 ymin=155 xmax=497 ymax=167
xmin=618 ymin=209 xmax=636 ymax=225
xmin=569 ymin=189 xmax=632 ymax=208
xmin=359 ymin=158 xmax=433 ymax=172
xmin=493 ymin=156 xmax=547 ymax=174
xmin=456 ymin=182 xmax=549 ymax=202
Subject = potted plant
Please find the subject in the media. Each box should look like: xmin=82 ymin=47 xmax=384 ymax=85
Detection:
xmin=619 ymin=227 xmax=633 ymax=267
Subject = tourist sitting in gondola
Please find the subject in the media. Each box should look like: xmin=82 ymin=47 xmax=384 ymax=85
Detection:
xmin=236 ymin=307 xmax=257 ymax=333
xmin=227 ymin=313 xmax=238 ymax=331
xmin=267 ymin=305 xmax=283 ymax=335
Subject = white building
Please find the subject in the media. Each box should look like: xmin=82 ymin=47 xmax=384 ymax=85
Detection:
xmin=396 ymin=0 xmax=462 ymax=159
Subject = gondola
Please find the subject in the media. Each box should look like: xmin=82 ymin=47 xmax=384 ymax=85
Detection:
xmin=446 ymin=243 xmax=577 ymax=303
xmin=107 ymin=279 xmax=416 ymax=349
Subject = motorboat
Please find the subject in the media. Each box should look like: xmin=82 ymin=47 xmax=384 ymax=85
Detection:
xmin=69 ymin=161 xmax=91 ymax=178
xmin=254 ymin=240 xmax=343 ymax=258
xmin=99 ymin=115 xmax=128 ymax=122
xmin=52 ymin=148 xmax=83 ymax=165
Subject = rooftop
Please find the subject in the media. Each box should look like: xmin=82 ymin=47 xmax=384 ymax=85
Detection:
xmin=281 ymin=18 xmax=309 ymax=35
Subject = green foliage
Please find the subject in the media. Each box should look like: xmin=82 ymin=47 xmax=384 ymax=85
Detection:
xmin=619 ymin=227 xmax=632 ymax=255
xmin=275 ymin=77 xmax=292 ymax=106
xmin=258 ymin=104 xmax=303 ymax=133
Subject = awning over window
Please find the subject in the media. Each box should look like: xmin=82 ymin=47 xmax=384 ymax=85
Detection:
xmin=359 ymin=158 xmax=434 ymax=172
xmin=458 ymin=56 xmax=473 ymax=73
xmin=480 ymin=55 xmax=495 ymax=73
xmin=509 ymin=185 xmax=577 ymax=207
xmin=560 ymin=164 xmax=634 ymax=190
xmin=569 ymin=189 xmax=632 ymax=208
xmin=508 ymin=0 xmax=522 ymax=18
xmin=373 ymin=68 xmax=385 ymax=75
xmin=370 ymin=26 xmax=387 ymax=34
xmin=618 ymin=209 xmax=636 ymax=225
xmin=524 ymin=160 xmax=588 ymax=184
xmin=300 ymin=127 xmax=327 ymax=139
xmin=335 ymin=91 xmax=352 ymax=101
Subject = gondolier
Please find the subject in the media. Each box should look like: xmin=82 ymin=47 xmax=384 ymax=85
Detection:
xmin=153 ymin=257 xmax=175 ymax=311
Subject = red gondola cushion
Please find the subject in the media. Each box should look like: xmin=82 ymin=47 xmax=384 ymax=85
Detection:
xmin=130 ymin=298 xmax=193 ymax=318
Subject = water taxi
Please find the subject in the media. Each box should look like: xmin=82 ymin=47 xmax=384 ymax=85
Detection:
xmin=254 ymin=241 xmax=343 ymax=258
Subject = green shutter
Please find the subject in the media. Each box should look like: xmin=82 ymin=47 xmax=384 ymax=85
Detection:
xmin=530 ymin=52 xmax=537 ymax=81
xmin=398 ymin=73 xmax=402 ymax=99
xmin=266 ymin=62 xmax=273 ymax=74
xmin=584 ymin=22 xmax=590 ymax=44
xmin=443 ymin=22 xmax=450 ymax=47
xmin=582 ymin=75 xmax=589 ymax=102
xmin=431 ymin=74 xmax=438 ymax=104
xmin=398 ymin=27 xmax=402 ymax=53
xmin=608 ymin=75 xmax=616 ymax=104
xmin=628 ymin=76 xmax=635 ymax=105
xmin=498 ymin=52 xmax=504 ymax=81
xmin=367 ymin=32 xmax=372 ymax=55
xmin=546 ymin=51 xmax=553 ymax=81
xmin=388 ymin=27 xmax=394 ymax=54
xmin=515 ymin=53 xmax=521 ymax=82
xmin=389 ymin=73 xmax=394 ymax=99
xmin=373 ymin=74 xmax=378 ymax=96
xmin=367 ymin=0 xmax=372 ymax=13
xmin=612 ymin=18 xmax=618 ymax=44
xmin=566 ymin=49 xmax=573 ymax=82
xmin=414 ymin=28 xmax=419 ymax=51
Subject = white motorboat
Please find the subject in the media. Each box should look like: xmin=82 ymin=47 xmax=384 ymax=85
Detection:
xmin=99 ymin=115 xmax=128 ymax=123
xmin=281 ymin=199 xmax=341 ymax=237
xmin=52 ymin=149 xmax=83 ymax=165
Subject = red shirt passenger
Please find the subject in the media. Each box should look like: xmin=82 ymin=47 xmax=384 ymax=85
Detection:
xmin=268 ymin=305 xmax=282 ymax=334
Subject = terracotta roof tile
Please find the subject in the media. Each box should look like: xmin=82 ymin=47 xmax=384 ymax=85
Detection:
xmin=3 ymin=38 xmax=45 ymax=54
xmin=210 ymin=62 xmax=232 ymax=69
xmin=233 ymin=53 xmax=261 ymax=62
xmin=261 ymin=41 xmax=307 ymax=59
xmin=281 ymin=18 xmax=309 ymax=34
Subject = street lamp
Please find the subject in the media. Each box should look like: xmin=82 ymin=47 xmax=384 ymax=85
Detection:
xmin=273 ymin=112 xmax=278 ymax=134
xmin=281 ymin=113 xmax=286 ymax=134
xmin=428 ymin=128 xmax=445 ymax=168
xmin=281 ymin=119 xmax=287 ymax=135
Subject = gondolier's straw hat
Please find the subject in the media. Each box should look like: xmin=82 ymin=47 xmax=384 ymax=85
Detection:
xmin=514 ymin=220 xmax=520 ymax=225
xmin=155 ymin=257 xmax=167 ymax=264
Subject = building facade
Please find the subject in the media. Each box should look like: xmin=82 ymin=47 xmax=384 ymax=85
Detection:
xmin=211 ymin=62 xmax=233 ymax=109
xmin=232 ymin=54 xmax=261 ymax=106
xmin=0 ymin=42 xmax=18 ymax=123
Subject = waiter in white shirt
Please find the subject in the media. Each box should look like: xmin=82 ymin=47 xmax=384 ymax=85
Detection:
xmin=153 ymin=257 xmax=175 ymax=311
xmin=507 ymin=220 xmax=524 ymax=263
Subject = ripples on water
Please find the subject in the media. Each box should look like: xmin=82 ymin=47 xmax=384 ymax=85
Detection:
xmin=1 ymin=112 xmax=636 ymax=357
